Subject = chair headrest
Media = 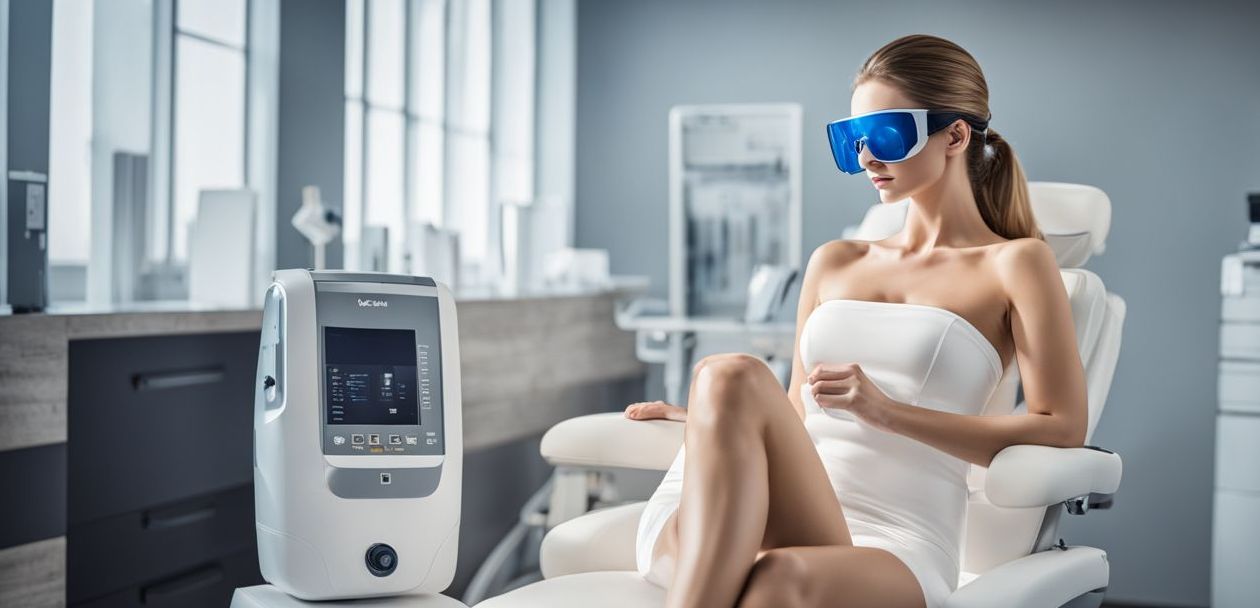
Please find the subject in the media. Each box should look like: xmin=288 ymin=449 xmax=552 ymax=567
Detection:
xmin=1028 ymin=182 xmax=1111 ymax=268
xmin=844 ymin=181 xmax=1112 ymax=268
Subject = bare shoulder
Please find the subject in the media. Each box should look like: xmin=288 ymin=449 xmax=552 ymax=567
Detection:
xmin=988 ymin=237 xmax=1062 ymax=298
xmin=807 ymin=238 xmax=870 ymax=274
xmin=990 ymin=237 xmax=1057 ymax=274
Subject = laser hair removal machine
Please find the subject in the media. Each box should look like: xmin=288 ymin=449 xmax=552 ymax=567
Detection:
xmin=234 ymin=270 xmax=466 ymax=607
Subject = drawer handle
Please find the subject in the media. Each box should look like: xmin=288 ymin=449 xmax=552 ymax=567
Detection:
xmin=132 ymin=367 xmax=225 ymax=391
xmin=141 ymin=565 xmax=224 ymax=604
xmin=144 ymin=504 xmax=217 ymax=530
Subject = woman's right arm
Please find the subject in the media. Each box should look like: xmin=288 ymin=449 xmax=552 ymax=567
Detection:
xmin=784 ymin=241 xmax=843 ymax=421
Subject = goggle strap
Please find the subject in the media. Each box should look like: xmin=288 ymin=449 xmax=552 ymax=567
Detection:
xmin=926 ymin=111 xmax=989 ymax=135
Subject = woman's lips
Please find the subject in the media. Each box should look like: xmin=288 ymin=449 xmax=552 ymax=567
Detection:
xmin=871 ymin=176 xmax=894 ymax=189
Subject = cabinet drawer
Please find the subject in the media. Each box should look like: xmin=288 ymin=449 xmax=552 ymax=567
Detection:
xmin=1212 ymin=490 xmax=1260 ymax=608
xmin=1216 ymin=414 xmax=1260 ymax=493
xmin=1224 ymin=294 xmax=1260 ymax=324
xmin=1220 ymin=361 xmax=1260 ymax=414
xmin=1221 ymin=322 xmax=1260 ymax=361
xmin=1222 ymin=295 xmax=1260 ymax=323
xmin=72 ymin=547 xmax=263 ymax=608
xmin=68 ymin=331 xmax=258 ymax=523
xmin=68 ymin=484 xmax=256 ymax=605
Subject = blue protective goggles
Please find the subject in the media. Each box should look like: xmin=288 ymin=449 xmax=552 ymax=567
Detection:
xmin=826 ymin=109 xmax=989 ymax=175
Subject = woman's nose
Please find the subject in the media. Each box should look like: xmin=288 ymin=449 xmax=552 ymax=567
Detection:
xmin=857 ymin=144 xmax=883 ymax=170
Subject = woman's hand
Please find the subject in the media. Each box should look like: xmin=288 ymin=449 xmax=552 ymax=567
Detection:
xmin=624 ymin=400 xmax=688 ymax=422
xmin=807 ymin=363 xmax=897 ymax=432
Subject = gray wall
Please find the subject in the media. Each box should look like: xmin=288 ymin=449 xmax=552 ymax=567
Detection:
xmin=574 ymin=0 xmax=1260 ymax=605
xmin=275 ymin=0 xmax=345 ymax=270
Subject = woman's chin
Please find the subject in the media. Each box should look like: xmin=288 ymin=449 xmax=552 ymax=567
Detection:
xmin=876 ymin=188 xmax=904 ymax=203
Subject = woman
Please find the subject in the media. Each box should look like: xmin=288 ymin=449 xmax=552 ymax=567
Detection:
xmin=623 ymin=34 xmax=1089 ymax=608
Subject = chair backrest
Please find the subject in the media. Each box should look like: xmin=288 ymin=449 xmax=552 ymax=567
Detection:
xmin=846 ymin=182 xmax=1127 ymax=576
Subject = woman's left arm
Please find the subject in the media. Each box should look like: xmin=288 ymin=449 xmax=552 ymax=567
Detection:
xmin=891 ymin=239 xmax=1088 ymax=466
xmin=812 ymin=239 xmax=1090 ymax=467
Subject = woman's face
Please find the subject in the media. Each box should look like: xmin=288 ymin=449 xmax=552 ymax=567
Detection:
xmin=850 ymin=80 xmax=960 ymax=204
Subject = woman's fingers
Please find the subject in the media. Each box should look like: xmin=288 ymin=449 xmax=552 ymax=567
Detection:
xmin=810 ymin=377 xmax=855 ymax=395
xmin=624 ymin=400 xmax=685 ymax=421
xmin=811 ymin=378 xmax=857 ymax=409
xmin=807 ymin=363 xmax=860 ymax=383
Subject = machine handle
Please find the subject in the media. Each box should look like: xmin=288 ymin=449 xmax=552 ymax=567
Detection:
xmin=132 ymin=367 xmax=225 ymax=391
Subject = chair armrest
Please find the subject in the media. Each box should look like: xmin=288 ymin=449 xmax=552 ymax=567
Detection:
xmin=985 ymin=445 xmax=1122 ymax=509
xmin=540 ymin=501 xmax=646 ymax=578
xmin=540 ymin=412 xmax=685 ymax=471
xmin=944 ymin=545 xmax=1109 ymax=608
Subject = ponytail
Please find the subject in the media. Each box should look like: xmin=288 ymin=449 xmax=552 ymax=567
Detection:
xmin=968 ymin=128 xmax=1042 ymax=240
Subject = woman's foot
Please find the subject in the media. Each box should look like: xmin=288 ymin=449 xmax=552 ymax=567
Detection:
xmin=624 ymin=400 xmax=688 ymax=422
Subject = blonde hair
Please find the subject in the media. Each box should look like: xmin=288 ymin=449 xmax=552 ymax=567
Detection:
xmin=855 ymin=34 xmax=1043 ymax=241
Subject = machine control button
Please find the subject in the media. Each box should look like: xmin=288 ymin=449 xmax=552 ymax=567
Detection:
xmin=332 ymin=435 xmax=346 ymax=446
xmin=352 ymin=434 xmax=365 ymax=445
xmin=380 ymin=472 xmax=392 ymax=485
xmin=365 ymin=543 xmax=398 ymax=577
xmin=369 ymin=434 xmax=381 ymax=445
xmin=405 ymin=435 xmax=418 ymax=445
xmin=388 ymin=434 xmax=402 ymax=445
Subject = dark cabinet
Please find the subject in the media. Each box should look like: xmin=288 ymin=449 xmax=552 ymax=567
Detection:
xmin=67 ymin=331 xmax=263 ymax=606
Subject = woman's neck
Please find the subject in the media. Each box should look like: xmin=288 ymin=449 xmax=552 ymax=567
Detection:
xmin=897 ymin=166 xmax=999 ymax=254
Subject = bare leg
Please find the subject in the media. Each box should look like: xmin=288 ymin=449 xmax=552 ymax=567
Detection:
xmin=736 ymin=546 xmax=926 ymax=608
xmin=657 ymin=353 xmax=854 ymax=608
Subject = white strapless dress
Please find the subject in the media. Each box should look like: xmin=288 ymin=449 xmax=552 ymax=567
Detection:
xmin=634 ymin=299 xmax=1005 ymax=608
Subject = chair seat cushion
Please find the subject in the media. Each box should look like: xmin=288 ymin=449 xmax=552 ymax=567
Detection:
xmin=541 ymin=502 xmax=646 ymax=578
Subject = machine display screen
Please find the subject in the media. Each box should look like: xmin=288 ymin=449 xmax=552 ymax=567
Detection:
xmin=324 ymin=327 xmax=420 ymax=425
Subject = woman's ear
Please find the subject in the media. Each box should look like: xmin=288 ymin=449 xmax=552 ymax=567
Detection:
xmin=944 ymin=120 xmax=970 ymax=157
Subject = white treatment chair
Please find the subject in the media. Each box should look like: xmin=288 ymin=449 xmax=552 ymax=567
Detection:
xmin=478 ymin=182 xmax=1126 ymax=608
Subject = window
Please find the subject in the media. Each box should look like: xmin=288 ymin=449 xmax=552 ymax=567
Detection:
xmin=346 ymin=0 xmax=457 ymax=275
xmin=346 ymin=0 xmax=523 ymax=284
xmin=491 ymin=0 xmax=535 ymax=210
xmin=445 ymin=0 xmax=492 ymax=270
xmin=46 ymin=0 xmax=259 ymax=303
xmin=345 ymin=0 xmax=408 ymax=272
xmin=48 ymin=0 xmax=156 ymax=303
xmin=48 ymin=0 xmax=94 ymax=270
xmin=169 ymin=0 xmax=248 ymax=262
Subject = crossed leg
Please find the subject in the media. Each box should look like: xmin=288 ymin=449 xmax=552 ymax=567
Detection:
xmin=650 ymin=353 xmax=925 ymax=608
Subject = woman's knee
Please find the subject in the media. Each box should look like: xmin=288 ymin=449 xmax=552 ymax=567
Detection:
xmin=736 ymin=548 xmax=808 ymax=608
xmin=689 ymin=354 xmax=768 ymax=423
xmin=692 ymin=353 xmax=766 ymax=391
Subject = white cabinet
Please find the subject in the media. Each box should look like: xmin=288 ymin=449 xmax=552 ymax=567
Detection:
xmin=1213 ymin=254 xmax=1260 ymax=608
